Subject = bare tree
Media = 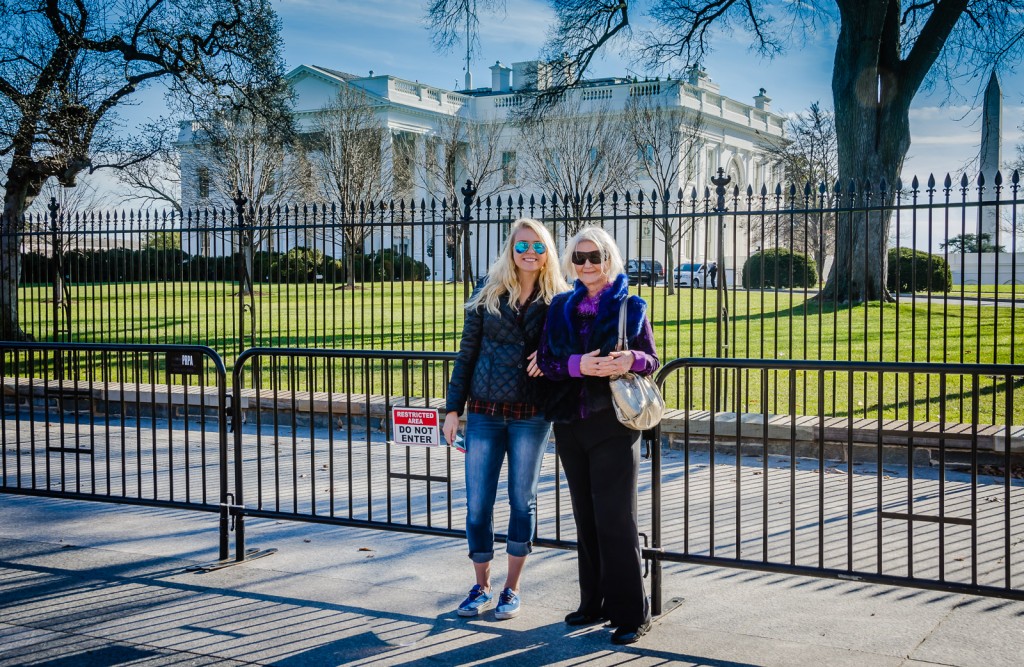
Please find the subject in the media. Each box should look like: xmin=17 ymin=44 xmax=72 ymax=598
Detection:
xmin=307 ymin=84 xmax=391 ymax=285
xmin=423 ymin=112 xmax=509 ymax=284
xmin=116 ymin=124 xmax=182 ymax=212
xmin=0 ymin=0 xmax=286 ymax=340
xmin=757 ymin=102 xmax=839 ymax=271
xmin=624 ymin=84 xmax=704 ymax=294
xmin=517 ymin=94 xmax=636 ymax=235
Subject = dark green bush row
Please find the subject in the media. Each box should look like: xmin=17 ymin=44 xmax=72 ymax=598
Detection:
xmin=886 ymin=248 xmax=951 ymax=294
xmin=742 ymin=248 xmax=819 ymax=288
xmin=19 ymin=247 xmax=431 ymax=285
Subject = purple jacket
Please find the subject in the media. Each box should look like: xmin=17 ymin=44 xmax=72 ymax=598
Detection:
xmin=537 ymin=273 xmax=659 ymax=422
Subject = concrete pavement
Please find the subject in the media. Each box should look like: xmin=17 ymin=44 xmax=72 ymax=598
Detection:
xmin=1 ymin=493 xmax=1022 ymax=666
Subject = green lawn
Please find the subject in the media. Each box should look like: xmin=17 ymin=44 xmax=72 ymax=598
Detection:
xmin=12 ymin=280 xmax=1024 ymax=424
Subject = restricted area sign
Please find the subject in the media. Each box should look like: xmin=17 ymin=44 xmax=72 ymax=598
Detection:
xmin=390 ymin=407 xmax=441 ymax=447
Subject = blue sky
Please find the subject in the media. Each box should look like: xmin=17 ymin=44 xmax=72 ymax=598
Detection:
xmin=114 ymin=0 xmax=1023 ymax=196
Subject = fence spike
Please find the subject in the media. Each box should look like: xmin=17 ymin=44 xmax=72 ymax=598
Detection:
xmin=1012 ymin=169 xmax=1020 ymax=186
xmin=763 ymin=184 xmax=770 ymax=197
xmin=879 ymin=177 xmax=888 ymax=193
xmin=690 ymin=186 xmax=698 ymax=201
xmin=912 ymin=175 xmax=920 ymax=191
xmin=775 ymin=183 xmax=783 ymax=197
xmin=941 ymin=174 xmax=949 ymax=189
xmin=978 ymin=171 xmax=986 ymax=188
xmin=960 ymin=173 xmax=969 ymax=189
xmin=994 ymin=170 xmax=1002 ymax=187
xmin=611 ymin=191 xmax=618 ymax=204
xmin=747 ymin=184 xmax=753 ymax=197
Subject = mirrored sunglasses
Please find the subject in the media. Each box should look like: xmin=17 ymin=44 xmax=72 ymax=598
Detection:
xmin=571 ymin=250 xmax=603 ymax=266
xmin=514 ymin=241 xmax=546 ymax=254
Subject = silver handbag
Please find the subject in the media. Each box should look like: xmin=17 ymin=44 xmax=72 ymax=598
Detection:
xmin=608 ymin=300 xmax=665 ymax=430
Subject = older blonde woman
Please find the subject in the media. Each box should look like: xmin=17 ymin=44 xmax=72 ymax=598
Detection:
xmin=537 ymin=226 xmax=659 ymax=645
xmin=443 ymin=218 xmax=568 ymax=620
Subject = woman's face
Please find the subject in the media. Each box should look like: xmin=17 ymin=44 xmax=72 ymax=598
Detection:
xmin=512 ymin=226 xmax=547 ymax=278
xmin=572 ymin=239 xmax=610 ymax=291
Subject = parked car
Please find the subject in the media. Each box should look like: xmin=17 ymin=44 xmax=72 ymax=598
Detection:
xmin=674 ymin=261 xmax=707 ymax=288
xmin=626 ymin=258 xmax=665 ymax=286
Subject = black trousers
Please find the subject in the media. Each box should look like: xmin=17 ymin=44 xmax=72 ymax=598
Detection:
xmin=554 ymin=409 xmax=649 ymax=628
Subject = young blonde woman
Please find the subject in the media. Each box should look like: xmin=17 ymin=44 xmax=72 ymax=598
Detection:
xmin=443 ymin=218 xmax=568 ymax=620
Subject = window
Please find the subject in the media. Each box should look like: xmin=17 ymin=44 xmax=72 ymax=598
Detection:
xmin=502 ymin=151 xmax=517 ymax=185
xmin=197 ymin=167 xmax=210 ymax=199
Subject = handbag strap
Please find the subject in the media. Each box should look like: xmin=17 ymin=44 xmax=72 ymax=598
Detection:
xmin=615 ymin=299 xmax=629 ymax=352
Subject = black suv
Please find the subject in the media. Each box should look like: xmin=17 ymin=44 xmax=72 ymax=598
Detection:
xmin=625 ymin=259 xmax=665 ymax=286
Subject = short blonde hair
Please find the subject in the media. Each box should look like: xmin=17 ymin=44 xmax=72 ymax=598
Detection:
xmin=561 ymin=226 xmax=624 ymax=280
xmin=466 ymin=218 xmax=569 ymax=314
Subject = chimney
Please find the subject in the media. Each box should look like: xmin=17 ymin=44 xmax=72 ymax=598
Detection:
xmin=754 ymin=88 xmax=771 ymax=111
xmin=512 ymin=61 xmax=549 ymax=91
xmin=490 ymin=61 xmax=512 ymax=92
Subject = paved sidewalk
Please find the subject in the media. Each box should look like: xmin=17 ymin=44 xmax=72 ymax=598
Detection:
xmin=0 ymin=494 xmax=1021 ymax=666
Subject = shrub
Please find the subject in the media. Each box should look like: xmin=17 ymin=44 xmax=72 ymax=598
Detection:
xmin=742 ymin=248 xmax=818 ymax=289
xmin=370 ymin=249 xmax=429 ymax=281
xmin=886 ymin=248 xmax=951 ymax=294
xmin=272 ymin=246 xmax=326 ymax=283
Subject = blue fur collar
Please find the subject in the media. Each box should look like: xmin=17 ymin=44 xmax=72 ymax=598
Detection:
xmin=546 ymin=273 xmax=646 ymax=357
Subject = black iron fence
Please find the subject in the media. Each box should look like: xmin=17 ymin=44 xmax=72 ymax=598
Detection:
xmin=4 ymin=173 xmax=1021 ymax=372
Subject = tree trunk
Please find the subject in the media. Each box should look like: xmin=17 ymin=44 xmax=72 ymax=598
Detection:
xmin=2 ymin=165 xmax=45 ymax=341
xmin=818 ymin=2 xmax=910 ymax=304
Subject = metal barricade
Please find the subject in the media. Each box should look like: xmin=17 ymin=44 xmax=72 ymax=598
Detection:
xmin=228 ymin=348 xmax=586 ymax=562
xmin=650 ymin=358 xmax=1024 ymax=608
xmin=0 ymin=341 xmax=231 ymax=559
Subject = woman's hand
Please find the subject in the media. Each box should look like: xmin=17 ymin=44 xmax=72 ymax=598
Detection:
xmin=442 ymin=411 xmax=460 ymax=445
xmin=526 ymin=350 xmax=543 ymax=377
xmin=606 ymin=350 xmax=636 ymax=376
xmin=581 ymin=349 xmax=635 ymax=377
xmin=578 ymin=349 xmax=603 ymax=376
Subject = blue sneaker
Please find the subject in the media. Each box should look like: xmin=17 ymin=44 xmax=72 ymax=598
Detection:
xmin=457 ymin=584 xmax=494 ymax=617
xmin=494 ymin=587 xmax=520 ymax=620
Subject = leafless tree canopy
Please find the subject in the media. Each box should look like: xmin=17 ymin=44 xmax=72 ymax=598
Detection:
xmin=422 ymin=112 xmax=509 ymax=283
xmin=517 ymin=94 xmax=636 ymax=233
xmin=623 ymin=85 xmax=703 ymax=292
xmin=754 ymin=102 xmax=838 ymax=268
xmin=0 ymin=0 xmax=287 ymax=339
xmin=308 ymin=86 xmax=390 ymax=207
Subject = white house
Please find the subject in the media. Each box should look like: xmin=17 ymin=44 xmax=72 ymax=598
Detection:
xmin=177 ymin=61 xmax=786 ymax=279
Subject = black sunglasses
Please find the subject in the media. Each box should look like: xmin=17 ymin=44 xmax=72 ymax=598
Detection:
xmin=571 ymin=250 xmax=604 ymax=266
xmin=514 ymin=241 xmax=546 ymax=254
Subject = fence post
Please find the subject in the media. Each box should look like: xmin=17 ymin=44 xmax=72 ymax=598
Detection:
xmin=233 ymin=190 xmax=254 ymax=356
xmin=460 ymin=180 xmax=477 ymax=300
xmin=711 ymin=168 xmax=731 ymax=410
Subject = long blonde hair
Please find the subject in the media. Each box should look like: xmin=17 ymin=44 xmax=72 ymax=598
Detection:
xmin=561 ymin=226 xmax=625 ymax=279
xmin=466 ymin=218 xmax=569 ymax=315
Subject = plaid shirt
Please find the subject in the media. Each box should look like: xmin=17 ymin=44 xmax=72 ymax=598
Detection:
xmin=466 ymin=398 xmax=539 ymax=419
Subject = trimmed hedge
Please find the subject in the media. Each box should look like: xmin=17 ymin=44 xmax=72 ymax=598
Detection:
xmin=18 ymin=247 xmax=428 ymax=285
xmin=886 ymin=248 xmax=951 ymax=294
xmin=742 ymin=248 xmax=818 ymax=289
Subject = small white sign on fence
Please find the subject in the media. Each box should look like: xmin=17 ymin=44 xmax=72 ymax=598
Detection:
xmin=390 ymin=407 xmax=441 ymax=447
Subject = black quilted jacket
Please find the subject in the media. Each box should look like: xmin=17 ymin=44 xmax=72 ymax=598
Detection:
xmin=445 ymin=281 xmax=550 ymax=415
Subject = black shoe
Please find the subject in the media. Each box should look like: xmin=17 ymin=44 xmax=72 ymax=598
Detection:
xmin=611 ymin=620 xmax=651 ymax=645
xmin=565 ymin=609 xmax=605 ymax=626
